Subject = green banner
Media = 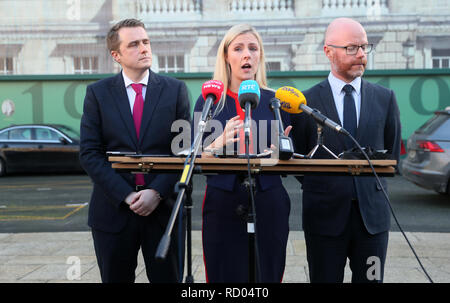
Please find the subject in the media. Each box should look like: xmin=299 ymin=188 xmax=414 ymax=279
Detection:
xmin=1 ymin=70 xmax=449 ymax=140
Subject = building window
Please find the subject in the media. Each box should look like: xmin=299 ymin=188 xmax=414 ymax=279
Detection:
xmin=0 ymin=57 xmax=13 ymax=75
xmin=74 ymin=56 xmax=98 ymax=74
xmin=432 ymin=49 xmax=450 ymax=69
xmin=158 ymin=55 xmax=185 ymax=73
xmin=266 ymin=61 xmax=281 ymax=72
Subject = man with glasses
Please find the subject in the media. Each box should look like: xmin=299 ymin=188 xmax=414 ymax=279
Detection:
xmin=291 ymin=18 xmax=401 ymax=283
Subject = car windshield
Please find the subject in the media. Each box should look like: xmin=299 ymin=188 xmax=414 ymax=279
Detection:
xmin=56 ymin=125 xmax=80 ymax=140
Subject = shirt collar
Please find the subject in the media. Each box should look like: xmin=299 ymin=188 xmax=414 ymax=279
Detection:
xmin=122 ymin=70 xmax=149 ymax=88
xmin=227 ymin=88 xmax=238 ymax=100
xmin=328 ymin=72 xmax=361 ymax=96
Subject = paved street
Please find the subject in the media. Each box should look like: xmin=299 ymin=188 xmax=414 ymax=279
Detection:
xmin=0 ymin=230 xmax=449 ymax=283
xmin=0 ymin=173 xmax=449 ymax=233
xmin=0 ymin=173 xmax=449 ymax=283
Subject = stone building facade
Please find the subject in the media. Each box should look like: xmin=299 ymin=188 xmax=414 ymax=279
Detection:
xmin=0 ymin=0 xmax=449 ymax=75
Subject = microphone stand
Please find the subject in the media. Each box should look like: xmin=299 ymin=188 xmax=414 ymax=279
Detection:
xmin=306 ymin=125 xmax=339 ymax=159
xmin=155 ymin=106 xmax=213 ymax=284
xmin=312 ymin=119 xmax=433 ymax=283
xmin=177 ymin=180 xmax=194 ymax=283
xmin=270 ymin=98 xmax=294 ymax=160
xmin=345 ymin=133 xmax=434 ymax=283
xmin=243 ymin=103 xmax=261 ymax=283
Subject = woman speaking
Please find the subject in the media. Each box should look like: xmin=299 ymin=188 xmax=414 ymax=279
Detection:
xmin=193 ymin=24 xmax=292 ymax=283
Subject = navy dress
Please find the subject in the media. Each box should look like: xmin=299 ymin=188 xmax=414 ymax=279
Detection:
xmin=193 ymin=88 xmax=291 ymax=283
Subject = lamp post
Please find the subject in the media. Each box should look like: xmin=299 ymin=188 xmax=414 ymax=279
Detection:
xmin=402 ymin=38 xmax=415 ymax=69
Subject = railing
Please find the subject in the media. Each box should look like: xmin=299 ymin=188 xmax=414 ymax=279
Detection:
xmin=322 ymin=0 xmax=389 ymax=17
xmin=229 ymin=0 xmax=294 ymax=14
xmin=135 ymin=0 xmax=389 ymax=21
xmin=136 ymin=0 xmax=201 ymax=20
xmin=136 ymin=0 xmax=295 ymax=21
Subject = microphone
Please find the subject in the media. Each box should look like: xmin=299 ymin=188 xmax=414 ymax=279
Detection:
xmin=270 ymin=97 xmax=294 ymax=160
xmin=200 ymin=80 xmax=223 ymax=123
xmin=275 ymin=86 xmax=349 ymax=135
xmin=200 ymin=80 xmax=224 ymax=124
xmin=238 ymin=80 xmax=260 ymax=141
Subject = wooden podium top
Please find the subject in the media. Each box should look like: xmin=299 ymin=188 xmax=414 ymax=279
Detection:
xmin=109 ymin=156 xmax=397 ymax=176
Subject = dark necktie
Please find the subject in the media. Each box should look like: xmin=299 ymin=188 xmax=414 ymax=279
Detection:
xmin=342 ymin=84 xmax=357 ymax=147
xmin=131 ymin=83 xmax=145 ymax=186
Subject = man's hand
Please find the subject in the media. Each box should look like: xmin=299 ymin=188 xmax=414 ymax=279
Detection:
xmin=124 ymin=191 xmax=139 ymax=206
xmin=128 ymin=189 xmax=161 ymax=216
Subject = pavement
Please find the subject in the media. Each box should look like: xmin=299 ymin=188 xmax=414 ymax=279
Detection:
xmin=0 ymin=230 xmax=449 ymax=283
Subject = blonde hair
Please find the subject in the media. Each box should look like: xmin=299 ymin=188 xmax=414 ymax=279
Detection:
xmin=213 ymin=24 xmax=268 ymax=110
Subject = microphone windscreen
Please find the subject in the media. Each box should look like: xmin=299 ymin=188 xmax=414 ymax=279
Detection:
xmin=202 ymin=80 xmax=224 ymax=104
xmin=275 ymin=86 xmax=307 ymax=114
xmin=238 ymin=80 xmax=260 ymax=109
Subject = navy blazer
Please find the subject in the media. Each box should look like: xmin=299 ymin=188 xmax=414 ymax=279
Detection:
xmin=193 ymin=88 xmax=291 ymax=192
xmin=291 ymin=78 xmax=401 ymax=236
xmin=80 ymin=70 xmax=191 ymax=233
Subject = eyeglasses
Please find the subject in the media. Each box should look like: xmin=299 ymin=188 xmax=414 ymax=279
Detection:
xmin=327 ymin=44 xmax=374 ymax=55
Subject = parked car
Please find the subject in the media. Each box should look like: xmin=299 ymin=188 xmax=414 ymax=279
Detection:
xmin=401 ymin=108 xmax=450 ymax=195
xmin=0 ymin=124 xmax=83 ymax=176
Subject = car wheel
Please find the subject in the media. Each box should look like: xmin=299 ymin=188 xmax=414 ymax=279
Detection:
xmin=0 ymin=158 xmax=5 ymax=176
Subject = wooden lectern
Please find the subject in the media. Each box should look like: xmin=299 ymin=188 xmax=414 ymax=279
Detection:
xmin=108 ymin=156 xmax=396 ymax=176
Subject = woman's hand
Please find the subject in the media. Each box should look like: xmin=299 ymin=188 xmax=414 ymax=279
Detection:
xmin=203 ymin=115 xmax=243 ymax=157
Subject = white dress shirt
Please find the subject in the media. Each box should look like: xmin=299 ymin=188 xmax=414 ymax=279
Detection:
xmin=122 ymin=70 xmax=149 ymax=113
xmin=327 ymin=72 xmax=361 ymax=127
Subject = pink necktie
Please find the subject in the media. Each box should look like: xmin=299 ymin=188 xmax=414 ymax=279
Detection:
xmin=131 ymin=83 xmax=145 ymax=186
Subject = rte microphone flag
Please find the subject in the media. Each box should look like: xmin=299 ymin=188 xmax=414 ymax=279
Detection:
xmin=238 ymin=80 xmax=260 ymax=110
xmin=238 ymin=80 xmax=260 ymax=151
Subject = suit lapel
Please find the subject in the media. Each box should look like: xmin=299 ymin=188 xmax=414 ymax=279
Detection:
xmin=319 ymin=80 xmax=341 ymax=125
xmin=111 ymin=72 xmax=139 ymax=146
xmin=138 ymin=70 xmax=162 ymax=143
xmin=356 ymin=79 xmax=373 ymax=142
xmin=318 ymin=79 xmax=347 ymax=148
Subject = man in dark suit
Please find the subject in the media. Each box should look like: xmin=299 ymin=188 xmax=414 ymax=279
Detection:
xmin=79 ymin=19 xmax=191 ymax=283
xmin=291 ymin=18 xmax=401 ymax=283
